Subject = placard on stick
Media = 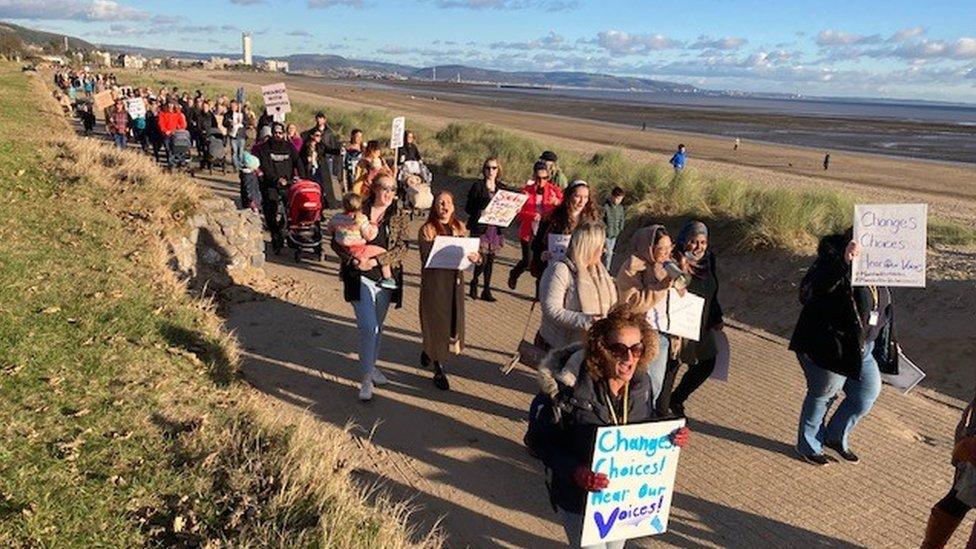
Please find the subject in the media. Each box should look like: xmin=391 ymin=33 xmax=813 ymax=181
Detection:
xmin=261 ymin=82 xmax=291 ymax=115
xmin=390 ymin=116 xmax=405 ymax=149
xmin=124 ymin=97 xmax=146 ymax=118
xmin=480 ymin=190 xmax=528 ymax=228
xmin=852 ymin=203 xmax=927 ymax=287
xmin=581 ymin=419 xmax=686 ymax=546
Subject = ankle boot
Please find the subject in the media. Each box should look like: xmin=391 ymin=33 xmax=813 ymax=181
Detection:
xmin=921 ymin=506 xmax=964 ymax=549
xmin=468 ymin=279 xmax=478 ymax=299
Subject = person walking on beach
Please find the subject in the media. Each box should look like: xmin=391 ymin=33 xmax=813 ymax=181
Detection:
xmin=528 ymin=305 xmax=689 ymax=549
xmin=734 ymin=137 xmax=740 ymax=152
xmin=823 ymin=153 xmax=830 ymax=171
xmin=921 ymin=388 xmax=976 ymax=548
xmin=790 ymin=230 xmax=898 ymax=466
xmin=508 ymin=161 xmax=562 ymax=291
xmin=540 ymin=150 xmax=569 ymax=189
xmin=602 ymin=187 xmax=626 ymax=271
xmin=656 ymin=221 xmax=724 ymax=419
xmin=466 ymin=157 xmax=508 ymax=302
xmin=331 ymin=174 xmax=408 ymax=402
xmin=418 ymin=191 xmax=480 ymax=391
xmin=669 ymin=144 xmax=687 ymax=171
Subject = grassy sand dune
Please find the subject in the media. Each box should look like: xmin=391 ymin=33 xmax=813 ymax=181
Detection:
xmin=0 ymin=64 xmax=437 ymax=547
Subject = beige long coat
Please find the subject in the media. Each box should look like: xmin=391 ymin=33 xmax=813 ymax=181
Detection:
xmin=418 ymin=223 xmax=468 ymax=362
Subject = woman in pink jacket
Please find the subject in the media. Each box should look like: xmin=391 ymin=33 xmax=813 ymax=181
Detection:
xmin=508 ymin=160 xmax=563 ymax=291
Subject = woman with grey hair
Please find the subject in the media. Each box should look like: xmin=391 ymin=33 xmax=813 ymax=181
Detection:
xmin=538 ymin=221 xmax=618 ymax=351
xmin=658 ymin=220 xmax=725 ymax=418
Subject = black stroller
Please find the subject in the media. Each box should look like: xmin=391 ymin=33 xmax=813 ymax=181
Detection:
xmin=206 ymin=128 xmax=227 ymax=174
xmin=168 ymin=129 xmax=193 ymax=173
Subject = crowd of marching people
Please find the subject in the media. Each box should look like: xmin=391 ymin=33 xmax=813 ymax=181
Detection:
xmin=59 ymin=69 xmax=974 ymax=549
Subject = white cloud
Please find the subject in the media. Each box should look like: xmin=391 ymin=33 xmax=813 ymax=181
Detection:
xmin=888 ymin=26 xmax=925 ymax=43
xmin=432 ymin=0 xmax=578 ymax=10
xmin=489 ymin=31 xmax=575 ymax=52
xmin=230 ymin=0 xmax=264 ymax=4
xmin=0 ymin=0 xmax=149 ymax=21
xmin=689 ymin=35 xmax=748 ymax=51
xmin=593 ymin=30 xmax=681 ymax=55
xmin=307 ymin=0 xmax=366 ymax=8
xmin=816 ymin=29 xmax=882 ymax=47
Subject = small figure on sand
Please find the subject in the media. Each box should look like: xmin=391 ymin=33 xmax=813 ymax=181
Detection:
xmin=823 ymin=153 xmax=831 ymax=171
xmin=670 ymin=143 xmax=687 ymax=171
xmin=734 ymin=137 xmax=740 ymax=152
xmin=641 ymin=122 xmax=647 ymax=131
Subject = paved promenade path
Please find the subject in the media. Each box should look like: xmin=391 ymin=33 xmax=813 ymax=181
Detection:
xmin=193 ymin=169 xmax=972 ymax=548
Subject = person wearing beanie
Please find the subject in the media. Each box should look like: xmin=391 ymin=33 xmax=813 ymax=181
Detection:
xmin=540 ymin=150 xmax=568 ymax=189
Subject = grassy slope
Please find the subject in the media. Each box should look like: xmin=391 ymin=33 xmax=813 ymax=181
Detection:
xmin=0 ymin=65 xmax=432 ymax=547
xmin=123 ymin=71 xmax=975 ymax=252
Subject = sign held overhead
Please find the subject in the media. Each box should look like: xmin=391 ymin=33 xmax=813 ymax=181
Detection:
xmin=261 ymin=82 xmax=291 ymax=115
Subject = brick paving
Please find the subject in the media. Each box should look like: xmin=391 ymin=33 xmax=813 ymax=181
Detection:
xmin=196 ymin=167 xmax=972 ymax=548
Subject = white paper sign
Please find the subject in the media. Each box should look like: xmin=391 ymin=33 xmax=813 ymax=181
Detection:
xmin=261 ymin=82 xmax=291 ymax=115
xmin=646 ymin=289 xmax=704 ymax=341
xmin=390 ymin=116 xmax=405 ymax=149
xmin=548 ymin=234 xmax=572 ymax=262
xmin=852 ymin=203 xmax=927 ymax=287
xmin=881 ymin=351 xmax=926 ymax=394
xmin=480 ymin=190 xmax=529 ymax=228
xmin=581 ymin=419 xmax=686 ymax=546
xmin=124 ymin=97 xmax=145 ymax=118
xmin=423 ymin=236 xmax=480 ymax=271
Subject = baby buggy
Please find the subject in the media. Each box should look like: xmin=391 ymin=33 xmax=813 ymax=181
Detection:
xmin=168 ymin=129 xmax=193 ymax=173
xmin=206 ymin=128 xmax=228 ymax=174
xmin=286 ymin=179 xmax=324 ymax=262
xmin=398 ymin=160 xmax=433 ymax=220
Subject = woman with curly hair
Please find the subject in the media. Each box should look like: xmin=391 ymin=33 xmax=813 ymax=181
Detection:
xmin=532 ymin=305 xmax=690 ymax=548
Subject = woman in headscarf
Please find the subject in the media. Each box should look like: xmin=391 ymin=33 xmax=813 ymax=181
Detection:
xmin=538 ymin=221 xmax=618 ymax=351
xmin=657 ymin=220 xmax=724 ymax=418
xmin=615 ymin=224 xmax=683 ymax=407
xmin=418 ymin=191 xmax=481 ymax=391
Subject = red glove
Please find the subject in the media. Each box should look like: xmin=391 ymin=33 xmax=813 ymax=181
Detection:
xmin=573 ymin=466 xmax=609 ymax=492
xmin=670 ymin=427 xmax=690 ymax=448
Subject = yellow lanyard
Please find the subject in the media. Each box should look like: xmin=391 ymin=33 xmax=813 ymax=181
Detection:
xmin=868 ymin=286 xmax=879 ymax=311
xmin=605 ymin=383 xmax=629 ymax=426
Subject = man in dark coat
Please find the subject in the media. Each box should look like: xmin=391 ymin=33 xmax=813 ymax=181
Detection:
xmin=302 ymin=111 xmax=342 ymax=183
xmin=257 ymin=122 xmax=306 ymax=253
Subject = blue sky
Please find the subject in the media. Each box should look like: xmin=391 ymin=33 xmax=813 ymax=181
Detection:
xmin=3 ymin=0 xmax=975 ymax=102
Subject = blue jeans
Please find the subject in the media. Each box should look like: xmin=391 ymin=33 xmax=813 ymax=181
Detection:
xmin=352 ymin=277 xmax=392 ymax=379
xmin=113 ymin=133 xmax=127 ymax=149
xmin=558 ymin=508 xmax=626 ymax=549
xmin=797 ymin=341 xmax=881 ymax=455
xmin=231 ymin=136 xmax=246 ymax=170
xmin=602 ymin=236 xmax=617 ymax=271
xmin=648 ymin=333 xmax=670 ymax=408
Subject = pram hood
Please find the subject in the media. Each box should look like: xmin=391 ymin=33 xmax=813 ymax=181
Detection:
xmin=287 ymin=179 xmax=322 ymax=227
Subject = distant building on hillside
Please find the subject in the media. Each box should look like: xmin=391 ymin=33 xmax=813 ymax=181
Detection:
xmin=91 ymin=50 xmax=112 ymax=67
xmin=206 ymin=56 xmax=234 ymax=70
xmin=262 ymin=59 xmax=288 ymax=72
xmin=242 ymin=32 xmax=252 ymax=66
xmin=117 ymin=53 xmax=145 ymax=69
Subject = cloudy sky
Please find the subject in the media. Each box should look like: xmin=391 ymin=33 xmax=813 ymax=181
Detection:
xmin=3 ymin=0 xmax=975 ymax=102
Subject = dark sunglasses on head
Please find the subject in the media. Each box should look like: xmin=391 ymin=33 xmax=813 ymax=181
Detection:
xmin=605 ymin=342 xmax=644 ymax=361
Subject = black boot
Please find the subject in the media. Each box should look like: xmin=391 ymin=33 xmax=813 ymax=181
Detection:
xmin=432 ymin=362 xmax=450 ymax=391
xmin=469 ymin=279 xmax=478 ymax=300
xmin=480 ymin=254 xmax=496 ymax=301
xmin=420 ymin=351 xmax=430 ymax=368
xmin=481 ymin=290 xmax=497 ymax=302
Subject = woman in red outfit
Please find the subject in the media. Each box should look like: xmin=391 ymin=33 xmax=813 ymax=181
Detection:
xmin=508 ymin=160 xmax=563 ymax=291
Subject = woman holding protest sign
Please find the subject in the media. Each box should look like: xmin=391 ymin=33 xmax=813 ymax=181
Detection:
xmin=655 ymin=221 xmax=725 ymax=418
xmin=615 ymin=225 xmax=684 ymax=407
xmin=538 ymin=221 xmax=617 ymax=351
xmin=331 ymin=174 xmax=408 ymax=402
xmin=418 ymin=191 xmax=481 ymax=391
xmin=508 ymin=161 xmax=563 ymax=291
xmin=529 ymin=305 xmax=689 ymax=549
xmin=790 ymin=229 xmax=898 ymax=466
xmin=531 ymin=180 xmax=599 ymax=281
xmin=465 ymin=157 xmax=510 ymax=301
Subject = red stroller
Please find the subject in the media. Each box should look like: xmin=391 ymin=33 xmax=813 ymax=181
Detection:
xmin=286 ymin=179 xmax=324 ymax=262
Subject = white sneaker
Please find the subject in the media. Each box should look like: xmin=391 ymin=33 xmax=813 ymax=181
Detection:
xmin=371 ymin=368 xmax=389 ymax=386
xmin=359 ymin=377 xmax=374 ymax=402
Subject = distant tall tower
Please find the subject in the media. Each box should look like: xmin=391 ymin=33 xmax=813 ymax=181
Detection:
xmin=63 ymin=35 xmax=69 ymax=51
xmin=242 ymin=32 xmax=253 ymax=66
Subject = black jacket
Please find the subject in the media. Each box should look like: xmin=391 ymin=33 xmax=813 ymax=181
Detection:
xmin=680 ymin=251 xmax=724 ymax=363
xmin=464 ymin=179 xmax=509 ymax=235
xmin=257 ymin=138 xmax=305 ymax=185
xmin=301 ymin=125 xmax=342 ymax=156
xmin=789 ymin=233 xmax=899 ymax=379
xmin=535 ymin=344 xmax=656 ymax=514
xmin=397 ymin=142 xmax=422 ymax=165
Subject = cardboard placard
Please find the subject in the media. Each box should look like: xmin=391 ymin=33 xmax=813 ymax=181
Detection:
xmin=261 ymin=82 xmax=291 ymax=115
xmin=647 ymin=289 xmax=704 ymax=342
xmin=125 ymin=97 xmax=146 ymax=118
xmin=479 ymin=190 xmax=529 ymax=228
xmin=423 ymin=236 xmax=480 ymax=271
xmin=548 ymin=234 xmax=572 ymax=262
xmin=93 ymin=90 xmax=114 ymax=111
xmin=852 ymin=203 xmax=927 ymax=287
xmin=390 ymin=116 xmax=405 ymax=149
xmin=581 ymin=419 xmax=686 ymax=546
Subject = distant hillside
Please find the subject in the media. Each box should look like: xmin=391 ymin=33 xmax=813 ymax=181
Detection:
xmin=285 ymin=53 xmax=414 ymax=75
xmin=411 ymin=64 xmax=698 ymax=92
xmin=0 ymin=21 xmax=94 ymax=51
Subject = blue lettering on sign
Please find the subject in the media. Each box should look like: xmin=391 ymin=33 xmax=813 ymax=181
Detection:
xmin=594 ymin=508 xmax=619 ymax=539
xmin=597 ymin=428 xmax=674 ymax=458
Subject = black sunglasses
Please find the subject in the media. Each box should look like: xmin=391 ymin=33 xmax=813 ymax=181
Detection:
xmin=605 ymin=342 xmax=644 ymax=361
xmin=485 ymin=165 xmax=499 ymax=171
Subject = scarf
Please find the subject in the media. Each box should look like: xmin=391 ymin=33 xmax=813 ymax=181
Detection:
xmin=676 ymin=220 xmax=709 ymax=276
xmin=563 ymin=257 xmax=616 ymax=316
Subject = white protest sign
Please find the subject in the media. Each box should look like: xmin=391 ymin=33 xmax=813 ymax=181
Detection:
xmin=581 ymin=418 xmax=686 ymax=546
xmin=852 ymin=203 xmax=927 ymax=287
xmin=424 ymin=236 xmax=480 ymax=271
xmin=881 ymin=350 xmax=926 ymax=394
xmin=647 ymin=288 xmax=704 ymax=341
xmin=390 ymin=116 xmax=405 ymax=149
xmin=548 ymin=234 xmax=572 ymax=262
xmin=124 ymin=97 xmax=145 ymax=118
xmin=261 ymin=82 xmax=291 ymax=115
xmin=480 ymin=190 xmax=528 ymax=227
